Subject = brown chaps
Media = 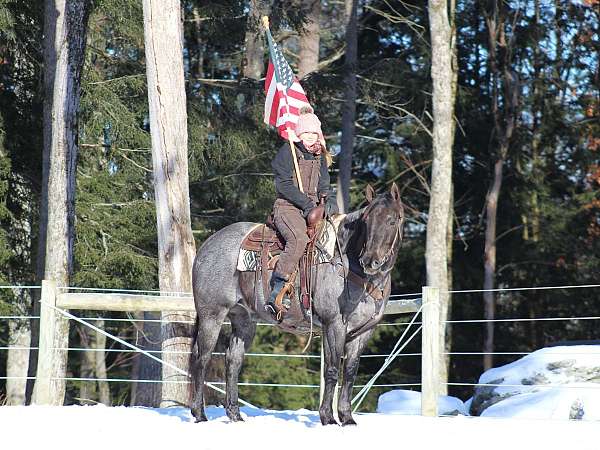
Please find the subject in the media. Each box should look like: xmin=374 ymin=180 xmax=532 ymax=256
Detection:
xmin=272 ymin=199 xmax=309 ymax=278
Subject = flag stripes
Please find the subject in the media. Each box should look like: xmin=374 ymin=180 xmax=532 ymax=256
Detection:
xmin=263 ymin=31 xmax=312 ymax=140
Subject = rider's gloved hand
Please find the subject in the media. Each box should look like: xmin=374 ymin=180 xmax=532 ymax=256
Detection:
xmin=303 ymin=203 xmax=317 ymax=218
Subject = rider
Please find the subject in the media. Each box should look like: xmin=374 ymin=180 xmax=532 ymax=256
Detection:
xmin=265 ymin=108 xmax=337 ymax=318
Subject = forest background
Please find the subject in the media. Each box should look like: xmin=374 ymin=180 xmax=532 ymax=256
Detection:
xmin=0 ymin=0 xmax=598 ymax=411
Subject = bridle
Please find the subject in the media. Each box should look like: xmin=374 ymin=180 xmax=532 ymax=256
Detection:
xmin=358 ymin=202 xmax=404 ymax=271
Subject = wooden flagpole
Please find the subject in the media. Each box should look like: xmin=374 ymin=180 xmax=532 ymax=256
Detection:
xmin=262 ymin=16 xmax=304 ymax=193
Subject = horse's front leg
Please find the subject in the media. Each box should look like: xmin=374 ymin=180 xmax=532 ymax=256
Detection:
xmin=319 ymin=317 xmax=346 ymax=425
xmin=338 ymin=330 xmax=373 ymax=426
xmin=225 ymin=305 xmax=256 ymax=421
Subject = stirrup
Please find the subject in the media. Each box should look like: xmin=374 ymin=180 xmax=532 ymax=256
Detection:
xmin=265 ymin=286 xmax=292 ymax=321
xmin=264 ymin=299 xmax=289 ymax=322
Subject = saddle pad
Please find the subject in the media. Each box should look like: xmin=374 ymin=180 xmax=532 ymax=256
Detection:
xmin=236 ymin=215 xmax=346 ymax=272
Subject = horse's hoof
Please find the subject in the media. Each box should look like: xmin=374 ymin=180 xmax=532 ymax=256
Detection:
xmin=226 ymin=412 xmax=245 ymax=422
xmin=191 ymin=408 xmax=208 ymax=423
xmin=320 ymin=416 xmax=339 ymax=426
xmin=341 ymin=418 xmax=357 ymax=426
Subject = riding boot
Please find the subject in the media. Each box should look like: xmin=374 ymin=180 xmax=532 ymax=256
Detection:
xmin=265 ymin=272 xmax=291 ymax=320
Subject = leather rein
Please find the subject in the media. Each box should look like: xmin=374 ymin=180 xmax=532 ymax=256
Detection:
xmin=334 ymin=203 xmax=404 ymax=342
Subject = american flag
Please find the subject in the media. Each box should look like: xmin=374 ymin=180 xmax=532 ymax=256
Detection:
xmin=263 ymin=28 xmax=312 ymax=140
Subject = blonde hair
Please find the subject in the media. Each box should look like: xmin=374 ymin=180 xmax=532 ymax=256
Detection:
xmin=320 ymin=138 xmax=333 ymax=167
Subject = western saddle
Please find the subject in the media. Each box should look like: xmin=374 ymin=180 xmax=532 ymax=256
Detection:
xmin=240 ymin=203 xmax=327 ymax=320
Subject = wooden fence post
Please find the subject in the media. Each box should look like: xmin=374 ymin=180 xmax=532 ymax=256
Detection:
xmin=421 ymin=286 xmax=440 ymax=417
xmin=32 ymin=280 xmax=68 ymax=405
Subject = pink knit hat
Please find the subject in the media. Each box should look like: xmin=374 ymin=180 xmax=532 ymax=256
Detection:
xmin=294 ymin=109 xmax=323 ymax=140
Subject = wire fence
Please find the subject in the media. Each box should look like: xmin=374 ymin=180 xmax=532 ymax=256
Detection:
xmin=1 ymin=282 xmax=599 ymax=404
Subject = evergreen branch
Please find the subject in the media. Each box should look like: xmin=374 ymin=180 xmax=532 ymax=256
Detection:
xmin=87 ymin=74 xmax=144 ymax=85
xmin=356 ymin=134 xmax=387 ymax=142
xmin=184 ymin=15 xmax=244 ymax=22
xmin=189 ymin=77 xmax=246 ymax=90
xmin=191 ymin=172 xmax=273 ymax=185
xmin=81 ymin=144 xmax=150 ymax=153
xmin=87 ymin=201 xmax=152 ymax=207
xmin=357 ymin=74 xmax=403 ymax=90
xmin=118 ymin=153 xmax=152 ymax=173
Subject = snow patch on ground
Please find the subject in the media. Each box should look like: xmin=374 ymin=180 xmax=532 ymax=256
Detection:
xmin=1 ymin=405 xmax=598 ymax=450
xmin=377 ymin=389 xmax=468 ymax=415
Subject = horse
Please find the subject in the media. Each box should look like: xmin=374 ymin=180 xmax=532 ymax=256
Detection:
xmin=189 ymin=182 xmax=405 ymax=426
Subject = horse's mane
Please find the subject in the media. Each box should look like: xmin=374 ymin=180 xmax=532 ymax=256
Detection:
xmin=335 ymin=207 xmax=365 ymax=255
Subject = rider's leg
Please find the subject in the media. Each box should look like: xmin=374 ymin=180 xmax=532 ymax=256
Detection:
xmin=266 ymin=204 xmax=309 ymax=317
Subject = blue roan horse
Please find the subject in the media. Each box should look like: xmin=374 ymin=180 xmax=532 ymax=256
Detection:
xmin=189 ymin=183 xmax=405 ymax=425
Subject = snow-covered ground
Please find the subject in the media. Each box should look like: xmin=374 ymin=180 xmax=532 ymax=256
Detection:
xmin=2 ymin=346 xmax=599 ymax=449
xmin=1 ymin=404 xmax=599 ymax=450
xmin=471 ymin=345 xmax=600 ymax=420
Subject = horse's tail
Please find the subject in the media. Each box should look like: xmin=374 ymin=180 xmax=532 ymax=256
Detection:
xmin=188 ymin=314 xmax=199 ymax=405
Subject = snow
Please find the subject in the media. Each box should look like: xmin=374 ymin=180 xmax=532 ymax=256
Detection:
xmin=2 ymin=346 xmax=599 ymax=449
xmin=480 ymin=384 xmax=600 ymax=420
xmin=1 ymin=404 xmax=599 ymax=450
xmin=479 ymin=346 xmax=600 ymax=391
xmin=473 ymin=345 xmax=600 ymax=420
xmin=377 ymin=389 xmax=468 ymax=415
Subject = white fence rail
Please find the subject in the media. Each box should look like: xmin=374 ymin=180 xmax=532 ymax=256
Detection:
xmin=22 ymin=280 xmax=433 ymax=412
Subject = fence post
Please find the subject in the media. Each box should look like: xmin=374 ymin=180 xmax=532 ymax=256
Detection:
xmin=32 ymin=280 xmax=68 ymax=405
xmin=421 ymin=286 xmax=440 ymax=417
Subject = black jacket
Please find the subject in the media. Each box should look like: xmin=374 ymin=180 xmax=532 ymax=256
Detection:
xmin=271 ymin=142 xmax=335 ymax=215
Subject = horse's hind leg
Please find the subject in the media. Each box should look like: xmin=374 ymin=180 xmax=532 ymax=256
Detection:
xmin=225 ymin=305 xmax=256 ymax=421
xmin=190 ymin=308 xmax=227 ymax=422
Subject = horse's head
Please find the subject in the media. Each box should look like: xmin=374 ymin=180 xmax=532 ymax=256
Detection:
xmin=357 ymin=183 xmax=405 ymax=276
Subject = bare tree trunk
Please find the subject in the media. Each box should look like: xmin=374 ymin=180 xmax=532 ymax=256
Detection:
xmin=6 ymin=173 xmax=34 ymax=405
xmin=32 ymin=0 xmax=91 ymax=405
xmin=336 ymin=0 xmax=357 ymax=213
xmin=191 ymin=6 xmax=204 ymax=79
xmin=76 ymin=320 xmax=109 ymax=405
xmin=142 ymin=0 xmax=197 ymax=408
xmin=298 ymin=0 xmax=321 ymax=78
xmin=94 ymin=320 xmax=110 ymax=405
xmin=242 ymin=0 xmax=267 ymax=80
xmin=441 ymin=0 xmax=458 ymax=390
xmin=130 ymin=312 xmax=162 ymax=406
xmin=483 ymin=157 xmax=503 ymax=370
xmin=482 ymin=1 xmax=519 ymax=371
xmin=6 ymin=311 xmax=31 ymax=405
xmin=426 ymin=0 xmax=455 ymax=396
xmin=441 ymin=184 xmax=454 ymax=392
xmin=79 ymin=326 xmax=97 ymax=403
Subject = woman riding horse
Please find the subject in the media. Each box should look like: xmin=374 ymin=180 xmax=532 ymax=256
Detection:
xmin=265 ymin=108 xmax=337 ymax=319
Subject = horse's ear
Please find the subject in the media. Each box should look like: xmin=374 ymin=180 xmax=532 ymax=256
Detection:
xmin=365 ymin=184 xmax=375 ymax=203
xmin=390 ymin=182 xmax=401 ymax=203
